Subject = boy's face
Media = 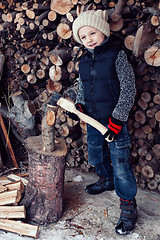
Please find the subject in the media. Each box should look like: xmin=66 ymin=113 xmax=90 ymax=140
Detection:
xmin=79 ymin=26 xmax=105 ymax=49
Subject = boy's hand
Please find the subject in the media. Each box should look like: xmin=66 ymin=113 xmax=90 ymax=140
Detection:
xmin=104 ymin=117 xmax=123 ymax=141
xmin=66 ymin=103 xmax=85 ymax=121
xmin=75 ymin=103 xmax=85 ymax=113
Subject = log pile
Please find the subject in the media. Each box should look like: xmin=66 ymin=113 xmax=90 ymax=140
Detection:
xmin=0 ymin=174 xmax=39 ymax=238
xmin=0 ymin=0 xmax=159 ymax=191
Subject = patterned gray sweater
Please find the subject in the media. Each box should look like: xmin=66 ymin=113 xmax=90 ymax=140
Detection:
xmin=76 ymin=50 xmax=136 ymax=122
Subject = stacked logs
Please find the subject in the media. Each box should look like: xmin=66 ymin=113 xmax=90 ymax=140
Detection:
xmin=0 ymin=0 xmax=160 ymax=191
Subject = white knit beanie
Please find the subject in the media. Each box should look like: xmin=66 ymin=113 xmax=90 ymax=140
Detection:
xmin=72 ymin=10 xmax=110 ymax=44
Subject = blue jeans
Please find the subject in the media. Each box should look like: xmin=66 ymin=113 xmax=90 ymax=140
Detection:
xmin=87 ymin=122 xmax=137 ymax=200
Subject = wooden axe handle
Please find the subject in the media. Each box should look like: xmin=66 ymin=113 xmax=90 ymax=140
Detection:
xmin=56 ymin=98 xmax=114 ymax=142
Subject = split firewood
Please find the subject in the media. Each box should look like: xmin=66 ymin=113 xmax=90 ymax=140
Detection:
xmin=0 ymin=190 xmax=21 ymax=206
xmin=5 ymin=180 xmax=25 ymax=193
xmin=0 ymin=219 xmax=39 ymax=238
xmin=0 ymin=205 xmax=26 ymax=219
xmin=0 ymin=184 xmax=7 ymax=193
xmin=0 ymin=180 xmax=12 ymax=185
xmin=7 ymin=174 xmax=28 ymax=186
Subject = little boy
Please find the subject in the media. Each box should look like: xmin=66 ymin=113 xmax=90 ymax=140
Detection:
xmin=71 ymin=10 xmax=137 ymax=235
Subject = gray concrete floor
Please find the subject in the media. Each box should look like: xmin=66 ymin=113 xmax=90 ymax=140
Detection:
xmin=0 ymin=168 xmax=160 ymax=240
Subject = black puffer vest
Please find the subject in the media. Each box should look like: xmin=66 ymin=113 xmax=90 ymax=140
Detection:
xmin=79 ymin=39 xmax=121 ymax=121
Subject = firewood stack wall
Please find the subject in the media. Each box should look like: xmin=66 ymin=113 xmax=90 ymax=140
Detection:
xmin=0 ymin=0 xmax=160 ymax=192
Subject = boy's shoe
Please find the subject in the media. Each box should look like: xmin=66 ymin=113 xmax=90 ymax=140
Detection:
xmin=115 ymin=198 xmax=137 ymax=235
xmin=85 ymin=177 xmax=114 ymax=195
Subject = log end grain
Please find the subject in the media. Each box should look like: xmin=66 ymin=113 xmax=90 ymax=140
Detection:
xmin=25 ymin=136 xmax=67 ymax=157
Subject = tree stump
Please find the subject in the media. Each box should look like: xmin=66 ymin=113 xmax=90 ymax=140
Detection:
xmin=21 ymin=135 xmax=67 ymax=224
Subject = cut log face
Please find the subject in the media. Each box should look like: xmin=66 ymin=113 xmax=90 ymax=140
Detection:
xmin=142 ymin=166 xmax=154 ymax=179
xmin=124 ymin=35 xmax=135 ymax=50
xmin=49 ymin=65 xmax=61 ymax=81
xmin=48 ymin=11 xmax=57 ymax=22
xmin=57 ymin=23 xmax=72 ymax=39
xmin=144 ymin=46 xmax=160 ymax=67
xmin=50 ymin=0 xmax=73 ymax=14
xmin=46 ymin=79 xmax=62 ymax=93
xmin=21 ymin=64 xmax=30 ymax=74
xmin=46 ymin=110 xmax=56 ymax=126
xmin=134 ymin=110 xmax=146 ymax=124
xmin=151 ymin=15 xmax=160 ymax=26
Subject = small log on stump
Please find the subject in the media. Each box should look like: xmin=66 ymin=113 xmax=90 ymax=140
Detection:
xmin=21 ymin=136 xmax=67 ymax=224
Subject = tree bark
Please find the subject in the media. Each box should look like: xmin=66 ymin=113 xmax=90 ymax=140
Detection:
xmin=21 ymin=136 xmax=67 ymax=224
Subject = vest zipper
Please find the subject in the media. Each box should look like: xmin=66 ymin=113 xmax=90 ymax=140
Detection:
xmin=90 ymin=55 xmax=94 ymax=75
xmin=90 ymin=53 xmax=95 ymax=115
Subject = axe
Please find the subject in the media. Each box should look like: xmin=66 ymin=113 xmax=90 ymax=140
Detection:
xmin=57 ymin=98 xmax=114 ymax=143
xmin=45 ymin=92 xmax=114 ymax=142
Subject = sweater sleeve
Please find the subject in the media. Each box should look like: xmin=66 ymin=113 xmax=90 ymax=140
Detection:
xmin=112 ymin=50 xmax=136 ymax=122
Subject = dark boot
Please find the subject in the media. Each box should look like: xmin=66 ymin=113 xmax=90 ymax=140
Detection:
xmin=115 ymin=198 xmax=137 ymax=235
xmin=85 ymin=177 xmax=114 ymax=195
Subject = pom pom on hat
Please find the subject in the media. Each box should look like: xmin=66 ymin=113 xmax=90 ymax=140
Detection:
xmin=72 ymin=10 xmax=110 ymax=44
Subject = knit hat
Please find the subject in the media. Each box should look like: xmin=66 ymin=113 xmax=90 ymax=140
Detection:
xmin=72 ymin=10 xmax=110 ymax=44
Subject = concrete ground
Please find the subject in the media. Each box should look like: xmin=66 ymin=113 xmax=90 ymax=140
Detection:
xmin=0 ymin=168 xmax=160 ymax=240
